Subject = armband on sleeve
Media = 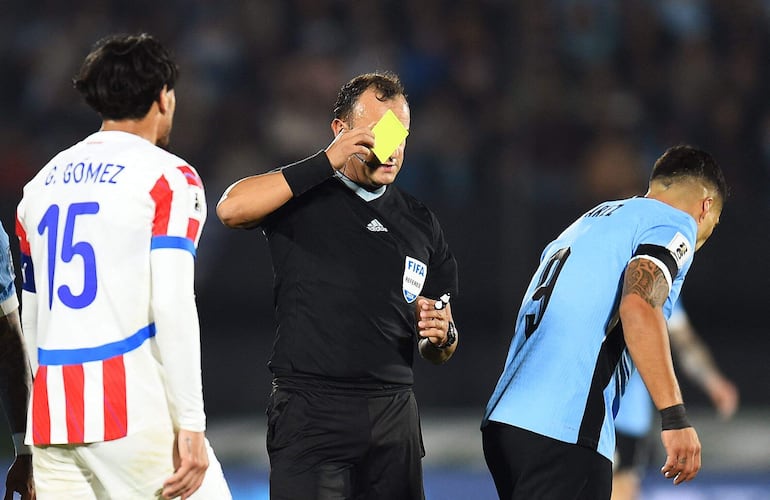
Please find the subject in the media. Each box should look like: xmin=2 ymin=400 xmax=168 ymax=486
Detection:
xmin=632 ymin=244 xmax=679 ymax=292
xmin=281 ymin=151 xmax=335 ymax=197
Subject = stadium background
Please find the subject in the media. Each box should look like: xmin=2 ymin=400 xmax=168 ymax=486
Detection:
xmin=0 ymin=1 xmax=768 ymax=498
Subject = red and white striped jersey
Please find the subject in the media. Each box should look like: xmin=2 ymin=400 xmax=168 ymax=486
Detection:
xmin=16 ymin=130 xmax=207 ymax=445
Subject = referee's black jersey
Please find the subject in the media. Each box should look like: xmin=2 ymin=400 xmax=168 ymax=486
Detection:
xmin=261 ymin=172 xmax=459 ymax=388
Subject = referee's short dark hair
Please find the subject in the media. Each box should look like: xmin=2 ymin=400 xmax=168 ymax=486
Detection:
xmin=333 ymin=71 xmax=407 ymax=122
xmin=74 ymin=33 xmax=179 ymax=121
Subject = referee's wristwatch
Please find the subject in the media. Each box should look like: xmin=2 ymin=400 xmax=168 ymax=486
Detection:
xmin=432 ymin=321 xmax=457 ymax=349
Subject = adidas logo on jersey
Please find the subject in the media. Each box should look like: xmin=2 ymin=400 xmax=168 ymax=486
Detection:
xmin=367 ymin=219 xmax=388 ymax=232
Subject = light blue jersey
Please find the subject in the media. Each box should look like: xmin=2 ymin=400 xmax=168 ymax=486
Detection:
xmin=0 ymin=221 xmax=18 ymax=309
xmin=483 ymin=198 xmax=697 ymax=461
xmin=614 ymin=300 xmax=688 ymax=437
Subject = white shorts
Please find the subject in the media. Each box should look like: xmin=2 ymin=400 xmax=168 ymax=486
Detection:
xmin=32 ymin=426 xmax=231 ymax=499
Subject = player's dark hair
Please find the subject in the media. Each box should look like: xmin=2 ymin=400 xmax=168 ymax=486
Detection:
xmin=650 ymin=145 xmax=728 ymax=202
xmin=333 ymin=71 xmax=407 ymax=122
xmin=73 ymin=33 xmax=179 ymax=120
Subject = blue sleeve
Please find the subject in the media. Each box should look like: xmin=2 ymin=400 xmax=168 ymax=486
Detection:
xmin=633 ymin=213 xmax=697 ymax=319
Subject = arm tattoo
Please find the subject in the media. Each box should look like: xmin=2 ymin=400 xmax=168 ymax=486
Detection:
xmin=622 ymin=258 xmax=669 ymax=308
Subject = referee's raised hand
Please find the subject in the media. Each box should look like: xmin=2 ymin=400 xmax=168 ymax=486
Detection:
xmin=325 ymin=122 xmax=375 ymax=170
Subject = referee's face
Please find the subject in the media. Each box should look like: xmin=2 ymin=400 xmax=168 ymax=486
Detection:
xmin=346 ymin=88 xmax=410 ymax=188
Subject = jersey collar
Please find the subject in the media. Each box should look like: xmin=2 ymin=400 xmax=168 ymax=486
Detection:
xmin=334 ymin=171 xmax=387 ymax=201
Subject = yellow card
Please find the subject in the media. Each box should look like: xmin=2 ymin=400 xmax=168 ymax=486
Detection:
xmin=371 ymin=109 xmax=409 ymax=162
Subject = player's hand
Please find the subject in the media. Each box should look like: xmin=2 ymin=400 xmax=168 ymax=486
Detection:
xmin=660 ymin=427 xmax=701 ymax=485
xmin=4 ymin=454 xmax=34 ymax=500
xmin=415 ymin=297 xmax=449 ymax=346
xmin=324 ymin=125 xmax=375 ymax=170
xmin=706 ymin=375 xmax=739 ymax=420
xmin=161 ymin=430 xmax=208 ymax=499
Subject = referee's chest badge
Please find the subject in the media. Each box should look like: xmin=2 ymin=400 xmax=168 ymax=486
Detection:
xmin=403 ymin=256 xmax=427 ymax=303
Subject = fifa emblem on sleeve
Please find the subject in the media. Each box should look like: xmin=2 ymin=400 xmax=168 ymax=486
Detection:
xmin=403 ymin=256 xmax=427 ymax=303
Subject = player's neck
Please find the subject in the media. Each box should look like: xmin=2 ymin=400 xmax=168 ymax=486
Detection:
xmin=100 ymin=103 xmax=164 ymax=145
xmin=645 ymin=182 xmax=707 ymax=224
xmin=100 ymin=119 xmax=158 ymax=144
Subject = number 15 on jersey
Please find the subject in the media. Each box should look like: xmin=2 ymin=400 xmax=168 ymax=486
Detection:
xmin=36 ymin=202 xmax=100 ymax=310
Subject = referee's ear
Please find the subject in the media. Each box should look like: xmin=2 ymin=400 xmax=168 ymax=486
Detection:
xmin=331 ymin=118 xmax=346 ymax=137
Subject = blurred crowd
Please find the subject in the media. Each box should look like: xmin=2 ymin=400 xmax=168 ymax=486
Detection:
xmin=2 ymin=0 xmax=768 ymax=408
xmin=4 ymin=1 xmax=770 ymax=205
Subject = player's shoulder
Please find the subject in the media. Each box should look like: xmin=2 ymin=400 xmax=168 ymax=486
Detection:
xmin=623 ymin=199 xmax=697 ymax=266
xmin=161 ymin=162 xmax=204 ymax=191
xmin=21 ymin=152 xmax=62 ymax=194
xmin=618 ymin=197 xmax=694 ymax=229
xmin=134 ymin=141 xmax=191 ymax=170
xmin=138 ymin=146 xmax=202 ymax=188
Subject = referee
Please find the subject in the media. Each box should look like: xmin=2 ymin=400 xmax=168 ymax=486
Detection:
xmin=217 ymin=71 xmax=459 ymax=500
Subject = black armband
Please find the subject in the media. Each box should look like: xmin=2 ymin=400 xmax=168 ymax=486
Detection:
xmin=660 ymin=403 xmax=692 ymax=430
xmin=281 ymin=150 xmax=335 ymax=197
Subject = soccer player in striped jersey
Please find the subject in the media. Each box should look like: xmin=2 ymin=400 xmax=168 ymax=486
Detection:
xmin=15 ymin=34 xmax=230 ymax=499
xmin=0 ymin=221 xmax=34 ymax=499
xmin=482 ymin=145 xmax=727 ymax=499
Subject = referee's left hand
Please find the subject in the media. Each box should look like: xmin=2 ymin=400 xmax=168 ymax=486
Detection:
xmin=415 ymin=297 xmax=449 ymax=346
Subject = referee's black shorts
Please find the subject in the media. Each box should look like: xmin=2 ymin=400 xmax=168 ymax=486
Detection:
xmin=267 ymin=385 xmax=425 ymax=500
xmin=482 ymin=421 xmax=612 ymax=500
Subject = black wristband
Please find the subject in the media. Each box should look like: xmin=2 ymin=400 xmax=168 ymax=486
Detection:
xmin=281 ymin=150 xmax=335 ymax=197
xmin=660 ymin=403 xmax=692 ymax=430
